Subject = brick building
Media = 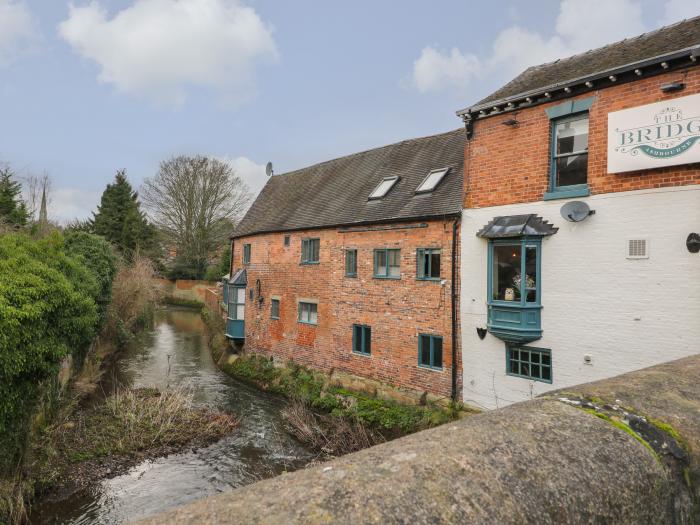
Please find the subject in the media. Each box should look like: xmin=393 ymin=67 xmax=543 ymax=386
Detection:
xmin=227 ymin=130 xmax=465 ymax=401
xmin=457 ymin=18 xmax=700 ymax=408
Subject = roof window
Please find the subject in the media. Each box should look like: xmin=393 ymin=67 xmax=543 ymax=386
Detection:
xmin=368 ymin=176 xmax=399 ymax=200
xmin=415 ymin=168 xmax=449 ymax=194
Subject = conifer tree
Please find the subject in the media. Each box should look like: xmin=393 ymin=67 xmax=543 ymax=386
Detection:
xmin=0 ymin=166 xmax=29 ymax=227
xmin=92 ymin=170 xmax=154 ymax=257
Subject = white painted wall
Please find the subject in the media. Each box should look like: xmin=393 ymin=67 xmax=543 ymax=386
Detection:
xmin=461 ymin=186 xmax=700 ymax=409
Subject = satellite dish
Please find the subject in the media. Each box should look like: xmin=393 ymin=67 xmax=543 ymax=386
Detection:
xmin=265 ymin=162 xmax=274 ymax=177
xmin=560 ymin=200 xmax=595 ymax=222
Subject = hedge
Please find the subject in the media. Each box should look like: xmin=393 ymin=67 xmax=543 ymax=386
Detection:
xmin=0 ymin=232 xmax=116 ymax=474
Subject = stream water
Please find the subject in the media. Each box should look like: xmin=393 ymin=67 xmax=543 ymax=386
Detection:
xmin=30 ymin=307 xmax=315 ymax=524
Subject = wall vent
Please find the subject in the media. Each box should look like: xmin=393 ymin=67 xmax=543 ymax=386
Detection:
xmin=627 ymin=239 xmax=648 ymax=259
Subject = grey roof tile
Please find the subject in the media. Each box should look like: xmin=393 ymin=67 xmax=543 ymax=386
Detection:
xmin=477 ymin=15 xmax=700 ymax=106
xmin=233 ymin=129 xmax=464 ymax=238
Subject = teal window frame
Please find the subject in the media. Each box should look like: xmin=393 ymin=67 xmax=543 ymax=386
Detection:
xmin=416 ymin=248 xmax=441 ymax=281
xmin=418 ymin=334 xmax=443 ymax=370
xmin=301 ymin=238 xmax=320 ymax=264
xmin=352 ymin=324 xmax=371 ymax=356
xmin=544 ymin=97 xmax=595 ymax=201
xmin=243 ymin=243 xmax=251 ymax=265
xmin=373 ymin=248 xmax=401 ymax=279
xmin=486 ymin=237 xmax=543 ymax=344
xmin=345 ymin=249 xmax=357 ymax=277
xmin=298 ymin=301 xmax=318 ymax=325
xmin=229 ymin=285 xmax=246 ymax=321
xmin=271 ymin=298 xmax=280 ymax=319
xmin=506 ymin=345 xmax=552 ymax=383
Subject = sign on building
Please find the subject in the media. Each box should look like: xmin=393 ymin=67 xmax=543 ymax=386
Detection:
xmin=608 ymin=92 xmax=700 ymax=173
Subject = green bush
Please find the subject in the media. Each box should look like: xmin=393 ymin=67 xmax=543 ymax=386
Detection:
xmin=64 ymin=232 xmax=117 ymax=324
xmin=0 ymin=232 xmax=112 ymax=475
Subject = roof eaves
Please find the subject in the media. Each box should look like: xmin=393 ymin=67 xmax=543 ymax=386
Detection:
xmin=456 ymin=44 xmax=700 ymax=121
xmin=230 ymin=212 xmax=462 ymax=239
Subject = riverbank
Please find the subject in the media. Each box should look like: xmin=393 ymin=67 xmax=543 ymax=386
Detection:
xmin=201 ymin=307 xmax=475 ymax=457
xmin=26 ymin=386 xmax=237 ymax=503
xmin=2 ymin=310 xmax=238 ymax=524
xmin=29 ymin=306 xmax=315 ymax=523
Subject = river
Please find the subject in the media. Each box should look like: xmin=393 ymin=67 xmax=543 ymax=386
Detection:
xmin=30 ymin=307 xmax=315 ymax=524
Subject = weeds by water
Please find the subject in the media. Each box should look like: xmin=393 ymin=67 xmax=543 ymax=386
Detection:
xmin=282 ymin=401 xmax=384 ymax=456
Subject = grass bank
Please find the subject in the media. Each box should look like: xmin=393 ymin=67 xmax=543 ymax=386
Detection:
xmin=201 ymin=306 xmax=472 ymax=457
xmin=25 ymin=386 xmax=237 ymax=502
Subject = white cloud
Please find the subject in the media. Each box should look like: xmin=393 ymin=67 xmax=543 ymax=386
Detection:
xmin=220 ymin=156 xmax=267 ymax=198
xmin=59 ymin=0 xmax=278 ymax=107
xmin=661 ymin=0 xmax=700 ymax=26
xmin=0 ymin=0 xmax=37 ymax=66
xmin=413 ymin=47 xmax=480 ymax=93
xmin=411 ymin=0 xmax=647 ymax=94
xmin=50 ymin=187 xmax=101 ymax=224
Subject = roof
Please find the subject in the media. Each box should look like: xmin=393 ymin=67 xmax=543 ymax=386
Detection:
xmin=476 ymin=214 xmax=559 ymax=239
xmin=460 ymin=16 xmax=700 ymax=117
xmin=229 ymin=269 xmax=246 ymax=285
xmin=233 ymin=129 xmax=464 ymax=238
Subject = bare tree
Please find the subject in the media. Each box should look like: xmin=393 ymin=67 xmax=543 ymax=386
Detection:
xmin=141 ymin=155 xmax=252 ymax=278
xmin=23 ymin=172 xmax=51 ymax=223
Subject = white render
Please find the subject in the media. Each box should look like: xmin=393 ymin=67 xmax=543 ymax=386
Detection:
xmin=461 ymin=185 xmax=700 ymax=410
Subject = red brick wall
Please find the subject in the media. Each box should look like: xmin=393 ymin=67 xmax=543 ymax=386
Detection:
xmin=232 ymin=219 xmax=461 ymax=400
xmin=465 ymin=66 xmax=700 ymax=208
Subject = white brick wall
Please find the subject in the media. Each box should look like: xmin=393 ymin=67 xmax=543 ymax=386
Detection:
xmin=461 ymin=186 xmax=700 ymax=409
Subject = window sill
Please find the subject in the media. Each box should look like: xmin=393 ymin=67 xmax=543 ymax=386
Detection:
xmin=352 ymin=351 xmax=371 ymax=358
xmin=373 ymin=275 xmax=401 ymax=280
xmin=417 ymin=277 xmax=441 ymax=282
xmin=270 ymin=317 xmax=280 ymax=321
xmin=417 ymin=364 xmax=443 ymax=372
xmin=300 ymin=261 xmax=320 ymax=265
xmin=506 ymin=372 xmax=552 ymax=384
xmin=297 ymin=320 xmax=317 ymax=326
xmin=543 ymin=185 xmax=590 ymax=201
xmin=345 ymin=274 xmax=357 ymax=278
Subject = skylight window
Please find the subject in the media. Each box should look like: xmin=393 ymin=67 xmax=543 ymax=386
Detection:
xmin=368 ymin=176 xmax=399 ymax=200
xmin=415 ymin=168 xmax=449 ymax=194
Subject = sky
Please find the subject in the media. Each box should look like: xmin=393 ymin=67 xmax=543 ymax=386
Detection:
xmin=0 ymin=0 xmax=698 ymax=223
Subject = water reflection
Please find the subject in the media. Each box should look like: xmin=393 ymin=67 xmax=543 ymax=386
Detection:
xmin=31 ymin=307 xmax=313 ymax=524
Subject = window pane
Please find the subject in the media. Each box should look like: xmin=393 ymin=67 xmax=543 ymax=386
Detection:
xmin=419 ymin=335 xmax=431 ymax=366
xmin=369 ymin=177 xmax=398 ymax=199
xmin=236 ymin=305 xmax=245 ymax=320
xmin=430 ymin=251 xmax=441 ymax=278
xmin=346 ymin=250 xmax=356 ymax=275
xmin=309 ymin=304 xmax=318 ymax=324
xmin=541 ymin=354 xmax=551 ymax=366
xmin=509 ymin=358 xmax=518 ymax=374
xmin=417 ymin=250 xmax=425 ymax=278
xmin=364 ymin=327 xmax=371 ymax=354
xmin=236 ymin=288 xmax=246 ymax=303
xmin=432 ymin=337 xmax=443 ymax=368
xmin=555 ymin=117 xmax=588 ymax=155
xmin=531 ymin=364 xmax=541 ymax=378
xmin=416 ymin=169 xmax=448 ymax=193
xmin=492 ymin=244 xmax=521 ymax=301
xmin=301 ymin=240 xmax=308 ymax=261
xmin=271 ymin=299 xmax=279 ymax=318
xmin=542 ymin=366 xmax=551 ymax=381
xmin=353 ymin=325 xmax=361 ymax=353
xmin=388 ymin=250 xmax=400 ymax=277
xmin=312 ymin=239 xmax=320 ymax=262
xmin=556 ymin=153 xmax=588 ymax=187
xmin=525 ymin=246 xmax=537 ymax=302
xmin=376 ymin=250 xmax=387 ymax=276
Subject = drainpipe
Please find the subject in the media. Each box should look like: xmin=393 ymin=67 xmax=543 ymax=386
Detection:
xmin=450 ymin=214 xmax=460 ymax=402
xmin=229 ymin=239 xmax=235 ymax=277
